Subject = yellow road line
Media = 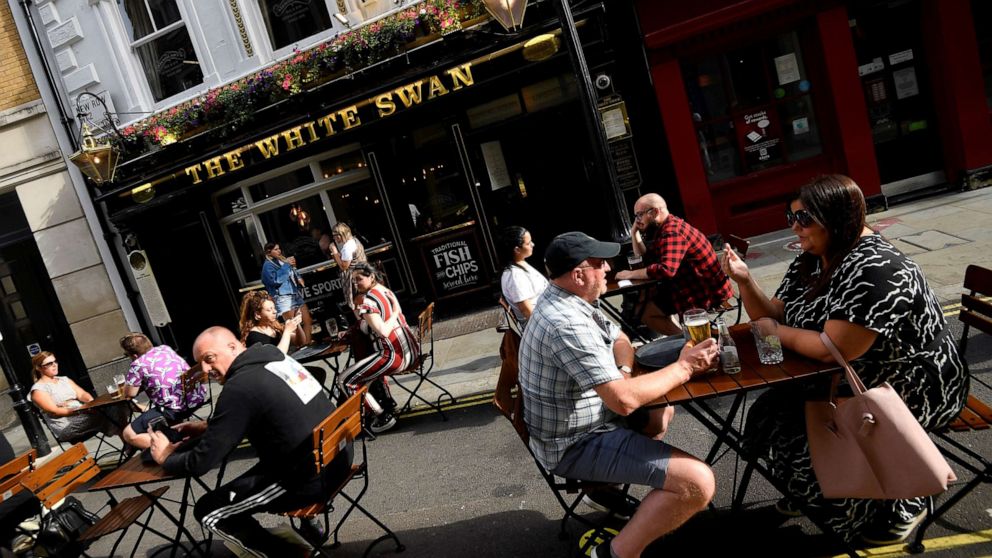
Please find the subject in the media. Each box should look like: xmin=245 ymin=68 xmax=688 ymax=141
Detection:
xmin=825 ymin=529 xmax=992 ymax=557
xmin=399 ymin=392 xmax=495 ymax=418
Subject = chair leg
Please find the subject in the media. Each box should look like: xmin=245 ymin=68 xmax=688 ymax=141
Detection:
xmin=396 ymin=371 xmax=455 ymax=419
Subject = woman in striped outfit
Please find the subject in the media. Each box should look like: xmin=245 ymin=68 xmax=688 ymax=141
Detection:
xmin=340 ymin=262 xmax=419 ymax=433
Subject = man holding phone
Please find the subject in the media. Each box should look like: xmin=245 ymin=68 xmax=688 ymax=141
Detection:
xmin=148 ymin=326 xmax=350 ymax=556
xmin=119 ymin=333 xmax=206 ymax=450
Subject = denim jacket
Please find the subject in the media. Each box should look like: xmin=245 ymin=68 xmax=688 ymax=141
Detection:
xmin=261 ymin=258 xmax=295 ymax=297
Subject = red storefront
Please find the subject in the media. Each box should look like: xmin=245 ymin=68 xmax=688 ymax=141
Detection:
xmin=636 ymin=0 xmax=992 ymax=237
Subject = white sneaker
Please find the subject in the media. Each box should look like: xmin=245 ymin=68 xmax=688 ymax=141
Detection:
xmin=369 ymin=413 xmax=397 ymax=434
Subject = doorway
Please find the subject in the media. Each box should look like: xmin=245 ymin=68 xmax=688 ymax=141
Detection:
xmin=850 ymin=0 xmax=945 ymax=196
xmin=0 ymin=194 xmax=88 ymax=390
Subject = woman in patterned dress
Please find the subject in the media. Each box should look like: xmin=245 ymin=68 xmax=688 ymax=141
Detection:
xmin=720 ymin=174 xmax=968 ymax=545
xmin=29 ymin=351 xmax=129 ymax=445
xmin=339 ymin=262 xmax=419 ymax=433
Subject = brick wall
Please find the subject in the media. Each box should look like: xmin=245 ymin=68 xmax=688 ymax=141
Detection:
xmin=0 ymin=2 xmax=40 ymax=112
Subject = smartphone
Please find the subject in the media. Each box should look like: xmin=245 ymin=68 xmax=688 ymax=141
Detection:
xmin=148 ymin=416 xmax=184 ymax=443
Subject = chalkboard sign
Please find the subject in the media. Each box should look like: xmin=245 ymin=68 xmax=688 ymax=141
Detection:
xmin=418 ymin=227 xmax=490 ymax=299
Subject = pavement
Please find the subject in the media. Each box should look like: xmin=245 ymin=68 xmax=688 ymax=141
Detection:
xmin=3 ymin=186 xmax=992 ymax=557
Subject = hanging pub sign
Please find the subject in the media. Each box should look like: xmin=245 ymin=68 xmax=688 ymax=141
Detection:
xmin=734 ymin=108 xmax=782 ymax=168
xmin=183 ymin=62 xmax=476 ymax=185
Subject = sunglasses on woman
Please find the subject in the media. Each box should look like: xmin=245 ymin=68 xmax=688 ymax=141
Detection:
xmin=786 ymin=209 xmax=816 ymax=228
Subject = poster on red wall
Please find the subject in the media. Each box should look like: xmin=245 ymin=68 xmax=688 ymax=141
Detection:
xmin=735 ymin=108 xmax=782 ymax=168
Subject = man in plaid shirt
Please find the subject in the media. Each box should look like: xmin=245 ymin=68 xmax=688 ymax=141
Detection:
xmin=519 ymin=231 xmax=718 ymax=558
xmin=616 ymin=193 xmax=733 ymax=336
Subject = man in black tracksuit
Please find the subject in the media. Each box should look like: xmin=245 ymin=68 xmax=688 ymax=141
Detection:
xmin=149 ymin=326 xmax=351 ymax=556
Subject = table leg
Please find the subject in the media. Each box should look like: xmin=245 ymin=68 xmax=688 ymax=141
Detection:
xmin=701 ymin=394 xmax=746 ymax=465
xmin=600 ymin=298 xmax=649 ymax=343
xmin=678 ymin=401 xmax=860 ymax=558
xmin=138 ymin=478 xmax=208 ymax=558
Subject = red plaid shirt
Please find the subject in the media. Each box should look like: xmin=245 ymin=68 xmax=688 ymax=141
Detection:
xmin=644 ymin=215 xmax=733 ymax=315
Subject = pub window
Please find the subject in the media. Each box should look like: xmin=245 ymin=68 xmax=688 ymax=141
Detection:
xmin=256 ymin=0 xmax=337 ymax=51
xmin=117 ymin=0 xmax=204 ymax=103
xmin=682 ymin=31 xmax=823 ymax=182
xmin=973 ymin=0 xmax=992 ymax=110
xmin=216 ymin=146 xmax=393 ymax=284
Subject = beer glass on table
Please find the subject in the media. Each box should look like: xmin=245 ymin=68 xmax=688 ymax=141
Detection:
xmin=683 ymin=308 xmax=716 ymax=372
xmin=683 ymin=308 xmax=712 ymax=345
xmin=113 ymin=374 xmax=126 ymax=399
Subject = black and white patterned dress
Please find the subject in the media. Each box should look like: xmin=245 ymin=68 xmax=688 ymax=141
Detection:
xmin=743 ymin=234 xmax=968 ymax=540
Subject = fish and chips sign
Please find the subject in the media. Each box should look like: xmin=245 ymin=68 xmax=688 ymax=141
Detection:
xmin=183 ymin=63 xmax=475 ymax=185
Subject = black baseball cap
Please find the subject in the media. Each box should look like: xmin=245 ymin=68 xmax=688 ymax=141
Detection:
xmin=544 ymin=232 xmax=620 ymax=278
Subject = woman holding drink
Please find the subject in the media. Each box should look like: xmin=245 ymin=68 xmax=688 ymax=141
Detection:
xmin=720 ymin=175 xmax=967 ymax=545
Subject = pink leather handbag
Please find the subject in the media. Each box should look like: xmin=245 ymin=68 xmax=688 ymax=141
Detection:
xmin=805 ymin=332 xmax=955 ymax=499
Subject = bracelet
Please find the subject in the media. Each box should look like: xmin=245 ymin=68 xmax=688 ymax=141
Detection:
xmin=618 ymin=365 xmax=632 ymax=374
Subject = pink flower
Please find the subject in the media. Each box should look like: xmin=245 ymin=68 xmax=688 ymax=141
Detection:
xmin=282 ymin=75 xmax=293 ymax=90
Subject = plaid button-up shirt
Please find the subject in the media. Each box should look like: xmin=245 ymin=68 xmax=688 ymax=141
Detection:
xmin=644 ymin=214 xmax=733 ymax=315
xmin=518 ymin=284 xmax=623 ymax=470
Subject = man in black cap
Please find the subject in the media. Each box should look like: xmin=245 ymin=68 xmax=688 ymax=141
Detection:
xmin=519 ymin=231 xmax=718 ymax=558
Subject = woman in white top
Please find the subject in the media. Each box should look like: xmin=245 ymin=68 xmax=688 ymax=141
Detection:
xmin=498 ymin=226 xmax=549 ymax=329
xmin=329 ymin=222 xmax=367 ymax=310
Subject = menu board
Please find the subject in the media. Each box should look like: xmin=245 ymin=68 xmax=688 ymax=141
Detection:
xmin=735 ymin=108 xmax=782 ymax=167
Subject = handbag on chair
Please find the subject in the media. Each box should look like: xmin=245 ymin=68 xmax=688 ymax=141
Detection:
xmin=805 ymin=332 xmax=955 ymax=500
xmin=35 ymin=496 xmax=99 ymax=557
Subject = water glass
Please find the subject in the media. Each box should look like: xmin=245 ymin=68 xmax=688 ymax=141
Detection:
xmin=325 ymin=318 xmax=339 ymax=339
xmin=750 ymin=317 xmax=784 ymax=364
xmin=106 ymin=384 xmax=118 ymax=398
xmin=683 ymin=308 xmax=712 ymax=345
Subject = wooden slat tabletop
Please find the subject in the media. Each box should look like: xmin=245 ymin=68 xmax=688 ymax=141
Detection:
xmin=89 ymin=454 xmax=178 ymax=491
xmin=72 ymin=393 xmax=132 ymax=413
xmin=636 ymin=323 xmax=840 ymax=408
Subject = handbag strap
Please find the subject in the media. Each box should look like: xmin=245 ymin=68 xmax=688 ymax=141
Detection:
xmin=819 ymin=332 xmax=868 ymax=398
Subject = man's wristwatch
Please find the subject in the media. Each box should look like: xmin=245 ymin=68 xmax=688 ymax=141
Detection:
xmin=618 ymin=365 xmax=632 ymax=374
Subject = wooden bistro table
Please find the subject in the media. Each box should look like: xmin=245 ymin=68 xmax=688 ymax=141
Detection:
xmin=89 ymin=453 xmax=211 ymax=558
xmin=71 ymin=392 xmax=135 ymax=430
xmin=634 ymin=324 xmax=859 ymax=556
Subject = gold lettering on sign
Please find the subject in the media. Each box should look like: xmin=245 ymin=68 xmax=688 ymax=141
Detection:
xmin=185 ymin=165 xmax=203 ymax=184
xmin=282 ymin=126 xmax=306 ymax=150
xmin=179 ymin=63 xmax=476 ymax=186
xmin=395 ymin=81 xmax=425 ymax=108
xmin=428 ymin=75 xmax=449 ymax=98
xmin=225 ymin=150 xmax=245 ymax=171
xmin=339 ymin=105 xmax=361 ymax=129
xmin=204 ymin=156 xmax=226 ymax=179
xmin=255 ymin=136 xmax=281 ymax=158
xmin=375 ymin=93 xmax=396 ymax=117
xmin=447 ymin=63 xmax=474 ymax=90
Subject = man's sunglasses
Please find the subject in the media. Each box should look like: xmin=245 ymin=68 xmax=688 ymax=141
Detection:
xmin=786 ymin=209 xmax=816 ymax=228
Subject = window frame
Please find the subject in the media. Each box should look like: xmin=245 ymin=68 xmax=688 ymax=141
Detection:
xmin=214 ymin=143 xmax=387 ymax=285
xmin=682 ymin=31 xmax=824 ymax=183
xmin=112 ymin=0 xmax=212 ymax=108
xmin=243 ymin=0 xmax=348 ymax=61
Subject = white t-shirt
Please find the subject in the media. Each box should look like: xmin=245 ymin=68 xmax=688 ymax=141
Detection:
xmin=339 ymin=238 xmax=359 ymax=262
xmin=500 ymin=262 xmax=549 ymax=325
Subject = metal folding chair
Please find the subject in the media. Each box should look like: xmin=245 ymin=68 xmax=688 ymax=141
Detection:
xmin=280 ymin=386 xmax=404 ymax=556
xmin=392 ymin=302 xmax=455 ymax=418
xmin=493 ymin=329 xmax=637 ymax=554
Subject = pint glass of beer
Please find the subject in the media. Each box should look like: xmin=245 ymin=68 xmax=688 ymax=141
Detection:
xmin=683 ymin=308 xmax=712 ymax=345
xmin=113 ymin=374 xmax=127 ymax=399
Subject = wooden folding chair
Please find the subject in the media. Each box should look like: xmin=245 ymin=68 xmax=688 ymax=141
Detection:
xmin=392 ymin=302 xmax=455 ymax=418
xmin=19 ymin=443 xmax=174 ymax=558
xmin=715 ymin=234 xmax=750 ymax=325
xmin=180 ymin=364 xmax=212 ymax=420
xmin=493 ymin=329 xmax=637 ymax=554
xmin=909 ymin=264 xmax=992 ymax=553
xmin=280 ymin=386 xmax=404 ymax=557
xmin=0 ymin=449 xmax=39 ymax=545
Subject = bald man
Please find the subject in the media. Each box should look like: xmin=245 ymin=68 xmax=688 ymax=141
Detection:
xmin=615 ymin=194 xmax=733 ymax=335
xmin=149 ymin=327 xmax=350 ymax=556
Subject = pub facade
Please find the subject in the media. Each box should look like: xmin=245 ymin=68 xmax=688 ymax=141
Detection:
xmin=19 ymin=0 xmax=669 ymax=353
